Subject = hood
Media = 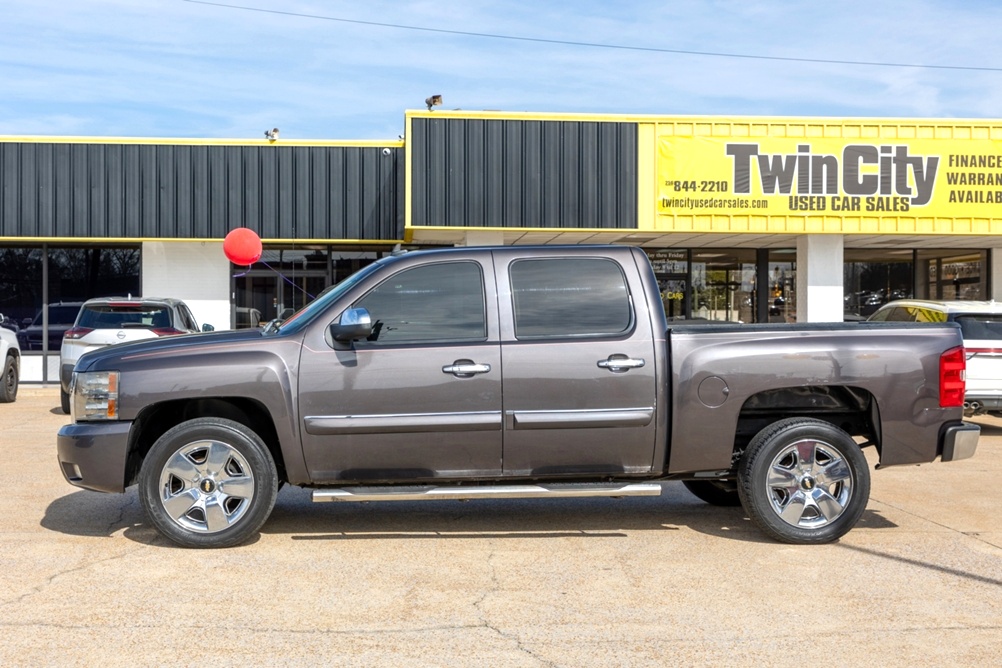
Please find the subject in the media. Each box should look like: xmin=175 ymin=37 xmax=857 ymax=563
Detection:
xmin=74 ymin=327 xmax=269 ymax=372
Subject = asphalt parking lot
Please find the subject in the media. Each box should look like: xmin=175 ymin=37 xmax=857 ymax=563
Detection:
xmin=2 ymin=386 xmax=1000 ymax=666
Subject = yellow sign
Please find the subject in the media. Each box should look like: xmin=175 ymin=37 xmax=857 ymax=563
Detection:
xmin=658 ymin=134 xmax=1002 ymax=218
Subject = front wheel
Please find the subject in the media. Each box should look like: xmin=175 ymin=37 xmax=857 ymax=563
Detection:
xmin=737 ymin=418 xmax=870 ymax=544
xmin=0 ymin=355 xmax=17 ymax=403
xmin=138 ymin=417 xmax=278 ymax=548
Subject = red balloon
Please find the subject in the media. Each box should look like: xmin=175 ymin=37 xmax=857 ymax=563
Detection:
xmin=223 ymin=228 xmax=262 ymax=266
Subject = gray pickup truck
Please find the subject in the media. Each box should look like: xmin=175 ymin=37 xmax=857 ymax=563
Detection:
xmin=57 ymin=246 xmax=980 ymax=548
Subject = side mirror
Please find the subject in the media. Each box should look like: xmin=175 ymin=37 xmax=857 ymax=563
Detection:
xmin=329 ymin=307 xmax=372 ymax=342
xmin=202 ymin=324 xmax=215 ymax=332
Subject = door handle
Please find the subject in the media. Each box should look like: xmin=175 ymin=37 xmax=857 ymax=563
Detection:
xmin=443 ymin=360 xmax=492 ymax=377
xmin=597 ymin=355 xmax=646 ymax=372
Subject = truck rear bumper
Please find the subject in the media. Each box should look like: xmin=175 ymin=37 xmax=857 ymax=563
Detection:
xmin=56 ymin=421 xmax=133 ymax=493
xmin=940 ymin=422 xmax=980 ymax=462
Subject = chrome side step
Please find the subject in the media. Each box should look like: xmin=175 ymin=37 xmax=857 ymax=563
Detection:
xmin=312 ymin=482 xmax=662 ymax=503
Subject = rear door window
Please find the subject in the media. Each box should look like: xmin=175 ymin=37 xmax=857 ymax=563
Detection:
xmin=509 ymin=258 xmax=633 ymax=339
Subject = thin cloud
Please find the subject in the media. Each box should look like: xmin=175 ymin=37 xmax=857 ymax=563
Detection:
xmin=2 ymin=0 xmax=1001 ymax=139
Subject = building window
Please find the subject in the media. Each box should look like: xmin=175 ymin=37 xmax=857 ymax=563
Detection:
xmin=0 ymin=244 xmax=141 ymax=382
xmin=916 ymin=250 xmax=986 ymax=300
xmin=843 ymin=250 xmax=914 ymax=319
xmin=232 ymin=246 xmax=383 ymax=328
xmin=767 ymin=251 xmax=797 ymax=323
xmin=692 ymin=249 xmax=757 ymax=323
xmin=0 ymin=247 xmax=43 ymax=333
xmin=843 ymin=249 xmax=987 ymax=320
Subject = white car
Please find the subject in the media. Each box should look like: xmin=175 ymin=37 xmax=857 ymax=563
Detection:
xmin=868 ymin=299 xmax=1002 ymax=416
xmin=0 ymin=318 xmax=19 ymax=403
xmin=59 ymin=297 xmax=210 ymax=413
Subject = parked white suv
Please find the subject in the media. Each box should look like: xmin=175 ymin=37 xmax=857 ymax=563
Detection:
xmin=59 ymin=297 xmax=211 ymax=413
xmin=0 ymin=318 xmax=19 ymax=403
xmin=868 ymin=299 xmax=1002 ymax=416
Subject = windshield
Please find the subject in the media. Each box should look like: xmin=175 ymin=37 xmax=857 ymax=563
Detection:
xmin=271 ymin=259 xmax=389 ymax=335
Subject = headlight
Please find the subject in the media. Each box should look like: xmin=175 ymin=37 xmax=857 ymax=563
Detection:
xmin=72 ymin=371 xmax=120 ymax=421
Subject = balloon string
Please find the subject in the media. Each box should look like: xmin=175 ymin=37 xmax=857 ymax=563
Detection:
xmin=261 ymin=261 xmax=317 ymax=300
xmin=231 ymin=262 xmax=316 ymax=300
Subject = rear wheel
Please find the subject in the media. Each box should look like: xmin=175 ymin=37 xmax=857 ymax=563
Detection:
xmin=682 ymin=479 xmax=741 ymax=506
xmin=60 ymin=388 xmax=70 ymax=414
xmin=0 ymin=355 xmax=17 ymax=403
xmin=737 ymin=418 xmax=870 ymax=544
xmin=138 ymin=417 xmax=278 ymax=548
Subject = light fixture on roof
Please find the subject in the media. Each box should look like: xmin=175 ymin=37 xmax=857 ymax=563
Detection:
xmin=265 ymin=128 xmax=280 ymax=141
xmin=425 ymin=95 xmax=442 ymax=111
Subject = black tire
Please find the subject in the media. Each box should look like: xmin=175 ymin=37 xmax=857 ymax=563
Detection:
xmin=60 ymin=388 xmax=71 ymax=414
xmin=0 ymin=355 xmax=17 ymax=403
xmin=737 ymin=417 xmax=870 ymax=544
xmin=682 ymin=479 xmax=741 ymax=506
xmin=138 ymin=417 xmax=278 ymax=549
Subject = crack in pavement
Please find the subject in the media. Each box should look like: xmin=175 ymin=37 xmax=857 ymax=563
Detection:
xmin=1 ymin=542 xmax=149 ymax=609
xmin=1 ymin=495 xmax=151 ymax=610
xmin=105 ymin=491 xmax=139 ymax=535
xmin=472 ymin=552 xmax=559 ymax=667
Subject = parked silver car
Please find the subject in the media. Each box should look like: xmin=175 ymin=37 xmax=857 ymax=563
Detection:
xmin=59 ymin=297 xmax=211 ymax=413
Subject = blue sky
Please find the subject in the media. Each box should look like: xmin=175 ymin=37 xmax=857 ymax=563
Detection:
xmin=3 ymin=0 xmax=1002 ymax=141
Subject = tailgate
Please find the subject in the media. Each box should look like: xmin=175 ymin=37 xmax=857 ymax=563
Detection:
xmin=954 ymin=314 xmax=1002 ymax=395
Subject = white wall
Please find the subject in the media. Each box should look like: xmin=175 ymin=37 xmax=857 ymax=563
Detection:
xmin=796 ymin=235 xmax=844 ymax=323
xmin=142 ymin=241 xmax=232 ymax=331
xmin=19 ymin=354 xmax=60 ymax=386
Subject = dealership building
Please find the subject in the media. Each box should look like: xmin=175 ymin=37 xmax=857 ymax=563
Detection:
xmin=3 ymin=110 xmax=1002 ymax=383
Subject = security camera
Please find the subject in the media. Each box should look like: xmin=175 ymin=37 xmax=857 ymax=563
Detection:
xmin=381 ymin=148 xmax=392 ymax=156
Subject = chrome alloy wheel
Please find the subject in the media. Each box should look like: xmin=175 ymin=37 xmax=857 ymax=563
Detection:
xmin=158 ymin=440 xmax=256 ymax=534
xmin=766 ymin=438 xmax=853 ymax=529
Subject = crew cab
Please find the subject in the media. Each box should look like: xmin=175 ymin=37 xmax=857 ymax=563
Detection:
xmin=57 ymin=246 xmax=980 ymax=548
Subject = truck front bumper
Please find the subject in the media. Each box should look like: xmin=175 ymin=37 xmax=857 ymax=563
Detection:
xmin=940 ymin=422 xmax=980 ymax=462
xmin=57 ymin=421 xmax=133 ymax=493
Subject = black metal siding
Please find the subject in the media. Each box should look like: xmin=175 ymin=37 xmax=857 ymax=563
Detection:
xmin=410 ymin=118 xmax=637 ymax=229
xmin=0 ymin=142 xmax=404 ymax=240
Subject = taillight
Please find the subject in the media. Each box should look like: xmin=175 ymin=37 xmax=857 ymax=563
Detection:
xmin=939 ymin=346 xmax=966 ymax=408
xmin=63 ymin=327 xmax=93 ymax=340
xmin=151 ymin=328 xmax=185 ymax=336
